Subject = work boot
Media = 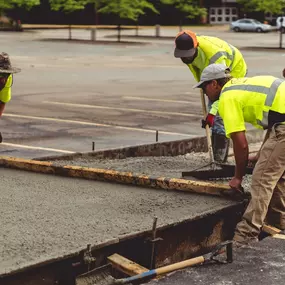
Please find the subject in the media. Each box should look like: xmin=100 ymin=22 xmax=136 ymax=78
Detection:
xmin=211 ymin=133 xmax=230 ymax=163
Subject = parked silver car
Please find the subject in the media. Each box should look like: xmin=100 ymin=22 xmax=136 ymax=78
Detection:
xmin=230 ymin=18 xmax=272 ymax=33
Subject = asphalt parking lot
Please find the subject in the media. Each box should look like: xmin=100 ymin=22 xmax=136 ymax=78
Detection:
xmin=0 ymin=26 xmax=284 ymax=158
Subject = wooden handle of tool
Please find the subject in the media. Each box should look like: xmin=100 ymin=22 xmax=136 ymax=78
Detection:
xmin=200 ymin=89 xmax=214 ymax=163
xmin=156 ymin=256 xmax=205 ymax=276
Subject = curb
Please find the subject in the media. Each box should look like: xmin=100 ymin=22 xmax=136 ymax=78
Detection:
xmin=36 ymin=129 xmax=264 ymax=162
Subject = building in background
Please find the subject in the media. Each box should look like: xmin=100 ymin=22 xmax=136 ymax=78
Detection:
xmin=204 ymin=0 xmax=239 ymax=25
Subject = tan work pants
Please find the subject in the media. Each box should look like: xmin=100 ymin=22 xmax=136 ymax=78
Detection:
xmin=234 ymin=124 xmax=285 ymax=242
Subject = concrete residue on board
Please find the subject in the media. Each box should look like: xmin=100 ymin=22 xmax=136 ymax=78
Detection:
xmin=52 ymin=151 xmax=253 ymax=190
xmin=0 ymin=168 xmax=235 ymax=275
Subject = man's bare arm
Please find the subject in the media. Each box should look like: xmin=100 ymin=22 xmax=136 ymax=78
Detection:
xmin=0 ymin=102 xmax=5 ymax=116
xmin=231 ymin=131 xmax=249 ymax=180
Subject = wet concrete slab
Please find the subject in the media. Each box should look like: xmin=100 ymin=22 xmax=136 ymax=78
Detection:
xmin=0 ymin=168 xmax=236 ymax=276
xmin=147 ymin=236 xmax=285 ymax=285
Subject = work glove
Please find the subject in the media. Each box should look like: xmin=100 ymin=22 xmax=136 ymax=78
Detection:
xmin=201 ymin=113 xmax=215 ymax=129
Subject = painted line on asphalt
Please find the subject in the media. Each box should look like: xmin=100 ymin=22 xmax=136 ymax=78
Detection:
xmin=1 ymin=142 xmax=75 ymax=153
xmin=42 ymin=101 xmax=199 ymax=117
xmin=123 ymin=96 xmax=192 ymax=104
xmin=185 ymin=91 xmax=200 ymax=95
xmin=4 ymin=113 xmax=192 ymax=137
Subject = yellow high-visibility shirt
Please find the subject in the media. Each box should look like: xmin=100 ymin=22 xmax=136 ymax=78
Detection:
xmin=218 ymin=76 xmax=285 ymax=137
xmin=0 ymin=75 xmax=12 ymax=103
xmin=187 ymin=35 xmax=247 ymax=81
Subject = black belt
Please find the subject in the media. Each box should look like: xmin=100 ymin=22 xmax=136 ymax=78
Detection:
xmin=268 ymin=110 xmax=285 ymax=128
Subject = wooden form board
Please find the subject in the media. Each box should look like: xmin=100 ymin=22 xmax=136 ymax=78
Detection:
xmin=0 ymin=156 xmax=231 ymax=197
xmin=262 ymin=224 xmax=285 ymax=240
xmin=262 ymin=225 xmax=282 ymax=235
xmin=108 ymin=254 xmax=148 ymax=276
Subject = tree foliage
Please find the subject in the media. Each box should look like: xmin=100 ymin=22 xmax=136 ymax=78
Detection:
xmin=49 ymin=0 xmax=88 ymax=13
xmin=0 ymin=0 xmax=40 ymax=15
xmin=98 ymin=0 xmax=158 ymax=22
xmin=49 ymin=0 xmax=158 ymax=21
xmin=237 ymin=0 xmax=285 ymax=14
xmin=160 ymin=0 xmax=207 ymax=19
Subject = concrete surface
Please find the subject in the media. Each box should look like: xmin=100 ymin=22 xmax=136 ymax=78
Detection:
xmin=52 ymin=152 xmax=210 ymax=178
xmin=0 ymin=27 xmax=282 ymax=158
xmin=146 ymin=236 xmax=285 ymax=285
xmin=0 ymin=167 xmax=235 ymax=275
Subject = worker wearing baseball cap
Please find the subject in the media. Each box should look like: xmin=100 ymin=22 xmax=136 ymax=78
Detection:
xmin=194 ymin=63 xmax=285 ymax=245
xmin=0 ymin=52 xmax=21 ymax=143
xmin=174 ymin=30 xmax=247 ymax=163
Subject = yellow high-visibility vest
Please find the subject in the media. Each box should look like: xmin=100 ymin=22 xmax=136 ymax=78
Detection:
xmin=218 ymin=76 xmax=285 ymax=137
xmin=187 ymin=35 xmax=247 ymax=81
xmin=0 ymin=75 xmax=12 ymax=103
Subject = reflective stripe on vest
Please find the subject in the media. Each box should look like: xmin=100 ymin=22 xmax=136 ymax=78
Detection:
xmin=222 ymin=78 xmax=284 ymax=128
xmin=222 ymin=78 xmax=284 ymax=107
xmin=209 ymin=44 xmax=236 ymax=67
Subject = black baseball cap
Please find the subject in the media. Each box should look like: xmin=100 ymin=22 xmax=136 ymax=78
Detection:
xmin=174 ymin=30 xmax=198 ymax=58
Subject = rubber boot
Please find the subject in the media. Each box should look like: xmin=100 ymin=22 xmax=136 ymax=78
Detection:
xmin=211 ymin=133 xmax=230 ymax=163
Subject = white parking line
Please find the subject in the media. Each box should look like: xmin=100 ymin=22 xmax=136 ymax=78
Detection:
xmin=123 ymin=96 xmax=192 ymax=104
xmin=42 ymin=101 xmax=199 ymax=117
xmin=185 ymin=91 xmax=200 ymax=95
xmin=4 ymin=113 xmax=192 ymax=137
xmin=1 ymin=142 xmax=75 ymax=153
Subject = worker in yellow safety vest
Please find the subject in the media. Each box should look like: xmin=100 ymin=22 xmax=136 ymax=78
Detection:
xmin=174 ymin=30 xmax=247 ymax=162
xmin=194 ymin=63 xmax=285 ymax=245
xmin=0 ymin=52 xmax=21 ymax=142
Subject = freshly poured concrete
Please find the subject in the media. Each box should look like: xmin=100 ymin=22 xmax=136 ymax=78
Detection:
xmin=53 ymin=152 xmax=211 ymax=178
xmin=0 ymin=168 xmax=235 ymax=275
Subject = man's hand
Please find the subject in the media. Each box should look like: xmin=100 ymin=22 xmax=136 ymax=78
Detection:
xmin=248 ymin=154 xmax=259 ymax=167
xmin=229 ymin=177 xmax=242 ymax=191
xmin=201 ymin=113 xmax=215 ymax=129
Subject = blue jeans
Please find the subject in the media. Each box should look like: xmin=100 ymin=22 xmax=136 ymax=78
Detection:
xmin=208 ymin=100 xmax=225 ymax=136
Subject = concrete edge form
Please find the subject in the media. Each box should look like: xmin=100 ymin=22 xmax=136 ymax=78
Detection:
xmin=0 ymin=203 xmax=244 ymax=285
xmin=36 ymin=129 xmax=264 ymax=161
xmin=0 ymin=156 xmax=231 ymax=197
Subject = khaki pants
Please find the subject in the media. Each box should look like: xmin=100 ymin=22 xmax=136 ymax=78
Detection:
xmin=234 ymin=124 xmax=285 ymax=242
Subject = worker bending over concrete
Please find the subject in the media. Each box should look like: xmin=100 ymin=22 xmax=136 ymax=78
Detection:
xmin=174 ymin=30 xmax=247 ymax=162
xmin=194 ymin=63 xmax=285 ymax=245
xmin=0 ymin=52 xmax=21 ymax=142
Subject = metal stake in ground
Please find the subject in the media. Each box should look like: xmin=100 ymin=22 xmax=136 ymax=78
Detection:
xmin=92 ymin=141 xmax=95 ymax=152
xmin=150 ymin=217 xmax=158 ymax=269
xmin=145 ymin=217 xmax=162 ymax=270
